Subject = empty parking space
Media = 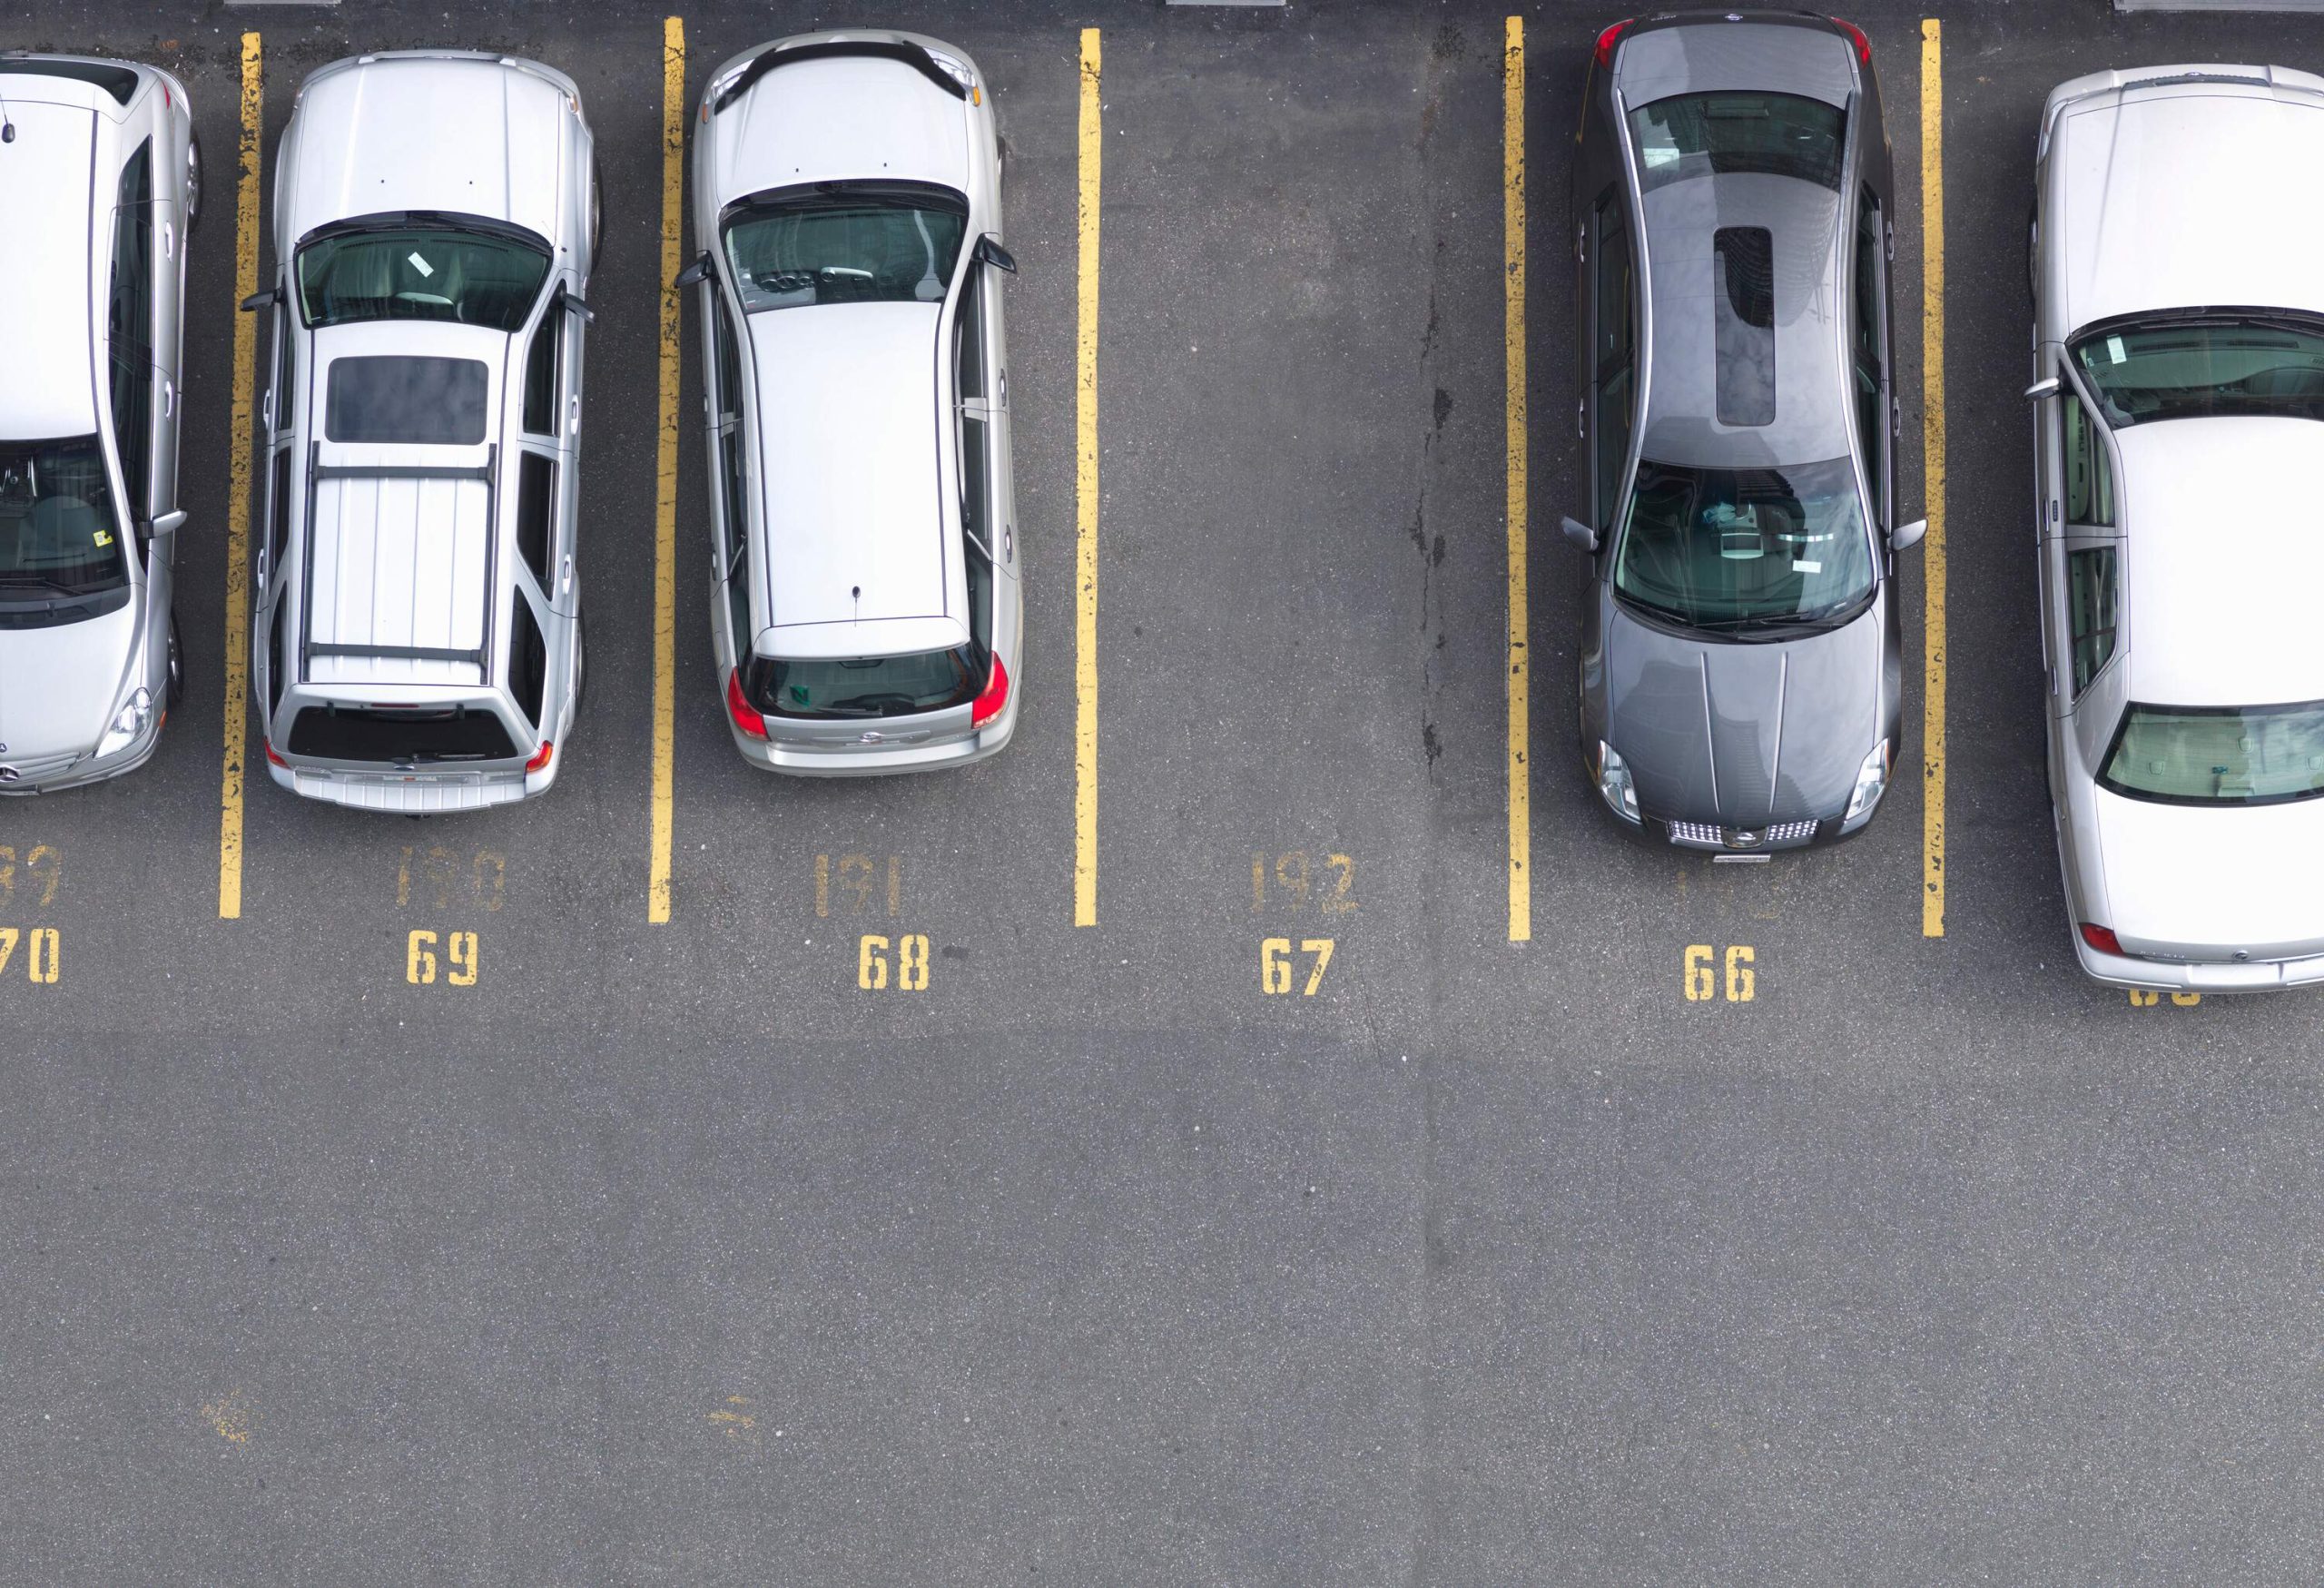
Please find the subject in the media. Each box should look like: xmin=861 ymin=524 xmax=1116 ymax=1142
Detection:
xmin=15 ymin=2 xmax=2324 ymax=1582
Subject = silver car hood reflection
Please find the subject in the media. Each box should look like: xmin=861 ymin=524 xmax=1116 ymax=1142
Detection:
xmin=0 ymin=599 xmax=134 ymax=764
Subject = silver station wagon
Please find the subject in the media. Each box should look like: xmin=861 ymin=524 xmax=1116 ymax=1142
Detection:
xmin=685 ymin=30 xmax=1021 ymax=775
xmin=249 ymin=52 xmax=596 ymax=813
xmin=2033 ymin=64 xmax=2324 ymax=989
xmin=0 ymin=54 xmax=195 ymax=794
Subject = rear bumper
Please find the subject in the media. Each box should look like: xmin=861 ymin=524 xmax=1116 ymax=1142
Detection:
xmin=733 ymin=702 xmax=1017 ymax=778
xmin=272 ymin=763 xmax=534 ymax=813
xmin=2073 ymin=940 xmax=2324 ymax=993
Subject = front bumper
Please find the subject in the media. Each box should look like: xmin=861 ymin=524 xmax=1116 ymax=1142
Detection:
xmin=2074 ymin=939 xmax=2324 ymax=994
xmin=0 ymin=717 xmax=165 ymax=794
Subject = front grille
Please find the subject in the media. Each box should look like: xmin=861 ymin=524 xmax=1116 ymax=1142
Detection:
xmin=1668 ymin=818 xmax=1820 ymax=848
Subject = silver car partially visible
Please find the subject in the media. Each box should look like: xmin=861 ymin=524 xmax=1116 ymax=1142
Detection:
xmin=0 ymin=54 xmax=196 ymax=793
xmin=685 ymin=31 xmax=1022 ymax=775
xmin=249 ymin=52 xmax=596 ymax=813
xmin=2032 ymin=64 xmax=2324 ymax=990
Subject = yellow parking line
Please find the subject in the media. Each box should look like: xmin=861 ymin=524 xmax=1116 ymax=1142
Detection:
xmin=216 ymin=32 xmax=261 ymax=922
xmin=648 ymin=15 xmax=684 ymax=924
xmin=1074 ymin=28 xmax=1101 ymax=929
xmin=1503 ymin=16 xmax=1531 ymax=944
xmin=1920 ymin=19 xmax=1946 ymax=938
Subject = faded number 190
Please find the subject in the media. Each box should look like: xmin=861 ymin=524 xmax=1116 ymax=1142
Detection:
xmin=407 ymin=930 xmax=479 ymax=987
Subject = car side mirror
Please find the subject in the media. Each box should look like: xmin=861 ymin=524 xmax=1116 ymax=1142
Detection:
xmin=564 ymin=291 xmax=595 ymax=324
xmin=2024 ymin=376 xmax=2060 ymax=401
xmin=974 ymin=234 xmax=1018 ymax=274
xmin=137 ymin=508 xmax=187 ymax=557
xmin=674 ymin=253 xmax=714 ymax=290
xmin=1561 ymin=516 xmax=1600 ymax=555
xmin=239 ymin=288 xmax=280 ymax=313
xmin=1891 ymin=518 xmax=1927 ymax=551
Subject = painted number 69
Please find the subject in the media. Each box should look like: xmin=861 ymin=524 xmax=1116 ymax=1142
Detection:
xmin=1683 ymin=944 xmax=1755 ymax=1002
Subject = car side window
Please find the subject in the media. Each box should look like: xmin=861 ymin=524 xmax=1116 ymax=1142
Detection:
xmin=521 ymin=288 xmax=564 ymax=437
xmin=2068 ymin=546 xmax=2117 ymax=695
xmin=511 ymin=591 xmax=548 ymax=728
xmin=517 ymin=450 xmax=556 ymax=584
xmin=266 ymin=447 xmax=290 ymax=576
xmin=2063 ymin=394 xmax=2114 ymax=528
xmin=955 ymin=262 xmax=986 ymax=402
xmin=960 ymin=412 xmax=994 ymax=655
xmin=268 ymin=598 xmax=289 ymax=713
xmin=712 ymin=289 xmax=743 ymax=425
xmin=1592 ymin=188 xmax=1635 ymax=531
xmin=1852 ymin=186 xmax=1886 ymax=526
xmin=269 ymin=302 xmax=295 ymax=436
xmin=108 ymin=139 xmax=155 ymax=517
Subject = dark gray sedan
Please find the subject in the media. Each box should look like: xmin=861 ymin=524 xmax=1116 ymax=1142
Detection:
xmin=1566 ymin=11 xmax=1924 ymax=858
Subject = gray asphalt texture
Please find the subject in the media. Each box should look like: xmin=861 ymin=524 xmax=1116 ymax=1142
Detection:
xmin=6 ymin=1 xmax=2324 ymax=1582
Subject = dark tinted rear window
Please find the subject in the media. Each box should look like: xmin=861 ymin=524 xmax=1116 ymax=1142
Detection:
xmin=745 ymin=649 xmax=977 ymax=720
xmin=325 ymin=357 xmax=489 ymax=445
xmin=1630 ymin=93 xmax=1846 ymax=193
xmin=286 ymin=705 xmax=517 ymax=764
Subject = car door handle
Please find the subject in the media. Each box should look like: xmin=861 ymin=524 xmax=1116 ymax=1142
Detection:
xmin=568 ymin=392 xmax=581 ymax=437
xmin=559 ymin=552 xmax=574 ymax=597
xmin=162 ymin=220 xmax=174 ymax=261
xmin=999 ymin=368 xmax=1008 ymax=409
xmin=162 ymin=380 xmax=174 ymax=419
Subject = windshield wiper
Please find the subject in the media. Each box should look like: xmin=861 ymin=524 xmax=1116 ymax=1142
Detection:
xmin=0 ymin=573 xmax=106 ymax=598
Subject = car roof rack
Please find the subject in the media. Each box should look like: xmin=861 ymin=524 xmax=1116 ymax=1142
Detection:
xmin=300 ymin=443 xmax=501 ymax=681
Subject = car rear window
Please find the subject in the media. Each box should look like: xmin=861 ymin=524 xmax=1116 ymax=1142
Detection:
xmin=286 ymin=705 xmax=517 ymax=764
xmin=326 ymin=357 xmax=489 ymax=445
xmin=745 ymin=649 xmax=979 ymax=720
xmin=1629 ymin=93 xmax=1846 ymax=193
xmin=2101 ymin=701 xmax=2324 ymax=807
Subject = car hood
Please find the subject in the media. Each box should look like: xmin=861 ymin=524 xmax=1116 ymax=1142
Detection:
xmin=2093 ymin=789 xmax=2324 ymax=960
xmin=0 ymin=599 xmax=136 ymax=764
xmin=1603 ymin=598 xmax=1882 ymax=826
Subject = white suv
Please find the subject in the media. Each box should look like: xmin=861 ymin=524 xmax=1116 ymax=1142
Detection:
xmin=684 ymin=32 xmax=1022 ymax=775
xmin=249 ymin=52 xmax=596 ymax=813
xmin=0 ymin=54 xmax=195 ymax=793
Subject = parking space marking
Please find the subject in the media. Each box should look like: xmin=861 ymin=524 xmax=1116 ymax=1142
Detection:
xmin=1503 ymin=15 xmax=1531 ymax=944
xmin=1074 ymin=27 xmax=1102 ymax=928
xmin=1920 ymin=18 xmax=1947 ymax=939
xmin=648 ymin=15 xmax=684 ymax=924
xmin=216 ymin=31 xmax=262 ymax=922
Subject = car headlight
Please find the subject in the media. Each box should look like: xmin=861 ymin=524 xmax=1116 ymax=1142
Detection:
xmin=96 ymin=686 xmax=153 ymax=758
xmin=1596 ymin=741 xmax=1641 ymax=824
xmin=1844 ymin=739 xmax=1892 ymax=824
xmin=922 ymin=46 xmax=978 ymax=97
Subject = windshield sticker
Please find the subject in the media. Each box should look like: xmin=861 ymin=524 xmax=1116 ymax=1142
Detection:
xmin=2105 ymin=334 xmax=2125 ymax=364
xmin=1791 ymin=559 xmax=1821 ymax=574
xmin=407 ymin=252 xmax=436 ymax=279
xmin=93 ymin=528 xmax=113 ymax=547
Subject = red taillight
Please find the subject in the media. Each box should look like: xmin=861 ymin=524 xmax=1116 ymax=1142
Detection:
xmin=1594 ymin=19 xmax=1633 ymax=69
xmin=1832 ymin=16 xmax=1871 ymax=64
xmin=970 ymin=654 xmax=1009 ymax=729
xmin=726 ymin=669 xmax=767 ymax=740
xmin=263 ymin=741 xmax=287 ymax=768
xmin=2079 ymin=922 xmax=2124 ymax=957
xmin=526 ymin=741 xmax=554 ymax=773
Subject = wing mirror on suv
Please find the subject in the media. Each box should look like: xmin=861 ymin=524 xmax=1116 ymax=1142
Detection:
xmin=1891 ymin=518 xmax=1928 ymax=551
xmin=673 ymin=252 xmax=715 ymax=290
xmin=1561 ymin=516 xmax=1601 ymax=555
xmin=974 ymin=234 xmax=1018 ymax=274
xmin=239 ymin=287 xmax=281 ymax=312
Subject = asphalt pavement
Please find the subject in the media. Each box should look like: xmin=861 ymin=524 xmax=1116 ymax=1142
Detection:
xmin=8 ymin=1 xmax=2324 ymax=1582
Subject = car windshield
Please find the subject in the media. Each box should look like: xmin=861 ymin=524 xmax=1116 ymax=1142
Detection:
xmin=2101 ymin=701 xmax=2324 ymax=807
xmin=297 ymin=220 xmax=552 ymax=331
xmin=0 ymin=436 xmax=127 ymax=598
xmin=745 ymin=649 xmax=980 ymax=720
xmin=722 ymin=182 xmax=969 ymax=312
xmin=2071 ymin=316 xmax=2324 ymax=427
xmin=1628 ymin=93 xmax=1846 ymax=194
xmin=1613 ymin=457 xmax=1875 ymax=631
